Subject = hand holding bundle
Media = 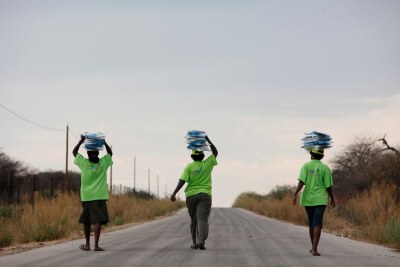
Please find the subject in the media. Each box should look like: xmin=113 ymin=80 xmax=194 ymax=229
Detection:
xmin=82 ymin=132 xmax=106 ymax=151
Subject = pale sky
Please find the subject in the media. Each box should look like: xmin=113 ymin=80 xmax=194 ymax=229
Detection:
xmin=1 ymin=1 xmax=400 ymax=207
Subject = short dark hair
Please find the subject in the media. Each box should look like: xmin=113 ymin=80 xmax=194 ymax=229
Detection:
xmin=311 ymin=152 xmax=324 ymax=160
xmin=191 ymin=154 xmax=205 ymax=161
xmin=87 ymin=150 xmax=99 ymax=156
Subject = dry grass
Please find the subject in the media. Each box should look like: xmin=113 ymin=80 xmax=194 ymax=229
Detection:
xmin=341 ymin=183 xmax=400 ymax=247
xmin=233 ymin=183 xmax=400 ymax=250
xmin=0 ymin=193 xmax=184 ymax=248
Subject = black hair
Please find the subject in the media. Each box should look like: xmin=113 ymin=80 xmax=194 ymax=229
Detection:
xmin=87 ymin=150 xmax=99 ymax=156
xmin=87 ymin=150 xmax=100 ymax=163
xmin=310 ymin=152 xmax=324 ymax=160
xmin=191 ymin=154 xmax=205 ymax=161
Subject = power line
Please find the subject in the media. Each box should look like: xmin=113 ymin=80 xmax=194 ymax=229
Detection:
xmin=68 ymin=127 xmax=80 ymax=139
xmin=0 ymin=102 xmax=64 ymax=131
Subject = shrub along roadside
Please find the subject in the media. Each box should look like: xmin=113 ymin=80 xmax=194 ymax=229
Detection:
xmin=233 ymin=183 xmax=400 ymax=250
xmin=0 ymin=193 xmax=184 ymax=248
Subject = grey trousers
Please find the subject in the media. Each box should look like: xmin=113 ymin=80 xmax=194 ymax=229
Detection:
xmin=186 ymin=193 xmax=212 ymax=244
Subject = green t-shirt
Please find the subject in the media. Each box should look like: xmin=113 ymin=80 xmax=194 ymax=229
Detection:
xmin=298 ymin=159 xmax=333 ymax=206
xmin=74 ymin=153 xmax=113 ymax=201
xmin=180 ymin=155 xmax=218 ymax=198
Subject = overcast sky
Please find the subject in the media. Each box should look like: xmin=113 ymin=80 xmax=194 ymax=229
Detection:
xmin=1 ymin=0 xmax=399 ymax=207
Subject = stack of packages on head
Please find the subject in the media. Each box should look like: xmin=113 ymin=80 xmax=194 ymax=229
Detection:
xmin=83 ymin=132 xmax=105 ymax=151
xmin=185 ymin=130 xmax=210 ymax=152
xmin=301 ymin=131 xmax=332 ymax=153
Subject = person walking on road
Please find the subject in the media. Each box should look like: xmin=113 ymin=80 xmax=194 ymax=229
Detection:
xmin=171 ymin=136 xmax=218 ymax=250
xmin=72 ymin=134 xmax=113 ymax=252
xmin=292 ymin=148 xmax=335 ymax=256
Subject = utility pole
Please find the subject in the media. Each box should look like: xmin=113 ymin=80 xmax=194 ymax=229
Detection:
xmin=134 ymin=156 xmax=136 ymax=192
xmin=65 ymin=123 xmax=69 ymax=193
xmin=148 ymin=168 xmax=150 ymax=194
xmin=157 ymin=174 xmax=159 ymax=199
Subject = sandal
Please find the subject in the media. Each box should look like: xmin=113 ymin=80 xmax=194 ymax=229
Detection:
xmin=79 ymin=244 xmax=90 ymax=251
xmin=94 ymin=247 xmax=105 ymax=251
xmin=310 ymin=249 xmax=321 ymax=256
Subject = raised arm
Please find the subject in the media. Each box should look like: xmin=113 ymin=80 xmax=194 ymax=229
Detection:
xmin=205 ymin=136 xmax=218 ymax=158
xmin=72 ymin=135 xmax=85 ymax=158
xmin=104 ymin=141 xmax=113 ymax=157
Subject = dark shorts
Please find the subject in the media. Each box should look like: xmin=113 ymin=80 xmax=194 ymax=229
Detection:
xmin=79 ymin=200 xmax=109 ymax=225
xmin=305 ymin=205 xmax=326 ymax=228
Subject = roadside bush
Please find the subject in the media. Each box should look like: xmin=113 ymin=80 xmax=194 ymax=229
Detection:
xmin=0 ymin=193 xmax=184 ymax=248
xmin=0 ymin=223 xmax=13 ymax=247
xmin=234 ymin=183 xmax=400 ymax=250
xmin=384 ymin=215 xmax=400 ymax=247
xmin=268 ymin=185 xmax=296 ymax=200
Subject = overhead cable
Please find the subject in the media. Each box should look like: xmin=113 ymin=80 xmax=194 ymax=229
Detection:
xmin=0 ymin=102 xmax=64 ymax=131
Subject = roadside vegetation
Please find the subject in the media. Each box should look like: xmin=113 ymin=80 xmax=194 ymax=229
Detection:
xmin=0 ymin=192 xmax=184 ymax=248
xmin=234 ymin=136 xmax=400 ymax=250
xmin=0 ymin=149 xmax=185 ymax=249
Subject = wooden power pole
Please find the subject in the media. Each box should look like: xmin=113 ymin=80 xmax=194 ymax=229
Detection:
xmin=134 ymin=156 xmax=136 ymax=192
xmin=65 ymin=123 xmax=69 ymax=193
xmin=148 ymin=168 xmax=150 ymax=194
xmin=157 ymin=174 xmax=159 ymax=199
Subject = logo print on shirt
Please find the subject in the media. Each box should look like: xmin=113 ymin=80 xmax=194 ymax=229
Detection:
xmin=87 ymin=163 xmax=100 ymax=171
xmin=191 ymin=167 xmax=202 ymax=176
xmin=308 ymin=168 xmax=320 ymax=175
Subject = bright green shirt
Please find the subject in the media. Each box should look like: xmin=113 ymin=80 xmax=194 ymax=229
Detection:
xmin=180 ymin=155 xmax=218 ymax=198
xmin=298 ymin=160 xmax=333 ymax=206
xmin=74 ymin=153 xmax=113 ymax=201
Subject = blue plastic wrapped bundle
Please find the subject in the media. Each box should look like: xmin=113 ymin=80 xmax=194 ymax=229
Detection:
xmin=83 ymin=132 xmax=105 ymax=151
xmin=185 ymin=130 xmax=210 ymax=151
xmin=302 ymin=131 xmax=332 ymax=151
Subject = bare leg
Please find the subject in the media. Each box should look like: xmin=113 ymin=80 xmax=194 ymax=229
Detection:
xmin=94 ymin=223 xmax=102 ymax=249
xmin=312 ymin=226 xmax=322 ymax=256
xmin=79 ymin=224 xmax=91 ymax=251
xmin=84 ymin=224 xmax=91 ymax=247
xmin=309 ymin=227 xmax=314 ymax=248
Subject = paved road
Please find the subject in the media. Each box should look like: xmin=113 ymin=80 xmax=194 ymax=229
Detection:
xmin=0 ymin=208 xmax=399 ymax=266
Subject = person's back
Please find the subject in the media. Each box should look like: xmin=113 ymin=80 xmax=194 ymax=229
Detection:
xmin=171 ymin=135 xmax=218 ymax=250
xmin=75 ymin=153 xmax=112 ymax=201
xmin=299 ymin=159 xmax=332 ymax=206
xmin=182 ymin=154 xmax=217 ymax=198
xmin=72 ymin=134 xmax=113 ymax=252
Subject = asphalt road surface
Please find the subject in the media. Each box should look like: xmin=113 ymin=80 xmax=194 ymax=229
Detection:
xmin=0 ymin=208 xmax=399 ymax=267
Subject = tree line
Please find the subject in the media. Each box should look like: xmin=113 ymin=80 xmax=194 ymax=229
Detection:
xmin=332 ymin=135 xmax=400 ymax=202
xmin=236 ymin=135 xmax=400 ymax=203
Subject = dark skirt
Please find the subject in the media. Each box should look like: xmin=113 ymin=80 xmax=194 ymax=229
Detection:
xmin=79 ymin=200 xmax=110 ymax=225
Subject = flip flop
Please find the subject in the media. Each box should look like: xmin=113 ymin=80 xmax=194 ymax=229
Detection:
xmin=309 ymin=249 xmax=321 ymax=256
xmin=79 ymin=245 xmax=90 ymax=251
xmin=94 ymin=247 xmax=105 ymax=251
